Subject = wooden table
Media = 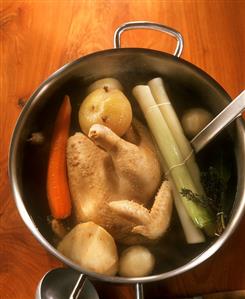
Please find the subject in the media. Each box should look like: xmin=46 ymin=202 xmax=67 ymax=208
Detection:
xmin=1 ymin=1 xmax=244 ymax=298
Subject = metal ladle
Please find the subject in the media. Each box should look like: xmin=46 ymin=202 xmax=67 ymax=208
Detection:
xmin=36 ymin=268 xmax=98 ymax=299
xmin=36 ymin=90 xmax=244 ymax=299
xmin=191 ymin=90 xmax=245 ymax=152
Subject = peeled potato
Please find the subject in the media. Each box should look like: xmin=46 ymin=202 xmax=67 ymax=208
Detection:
xmin=57 ymin=222 xmax=118 ymax=276
xmin=79 ymin=88 xmax=132 ymax=136
xmin=87 ymin=78 xmax=123 ymax=94
xmin=181 ymin=108 xmax=213 ymax=138
xmin=119 ymin=246 xmax=155 ymax=277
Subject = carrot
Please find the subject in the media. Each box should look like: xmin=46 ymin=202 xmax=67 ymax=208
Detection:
xmin=47 ymin=95 xmax=72 ymax=219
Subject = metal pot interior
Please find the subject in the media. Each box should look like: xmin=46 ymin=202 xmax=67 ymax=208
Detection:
xmin=9 ymin=48 xmax=245 ymax=283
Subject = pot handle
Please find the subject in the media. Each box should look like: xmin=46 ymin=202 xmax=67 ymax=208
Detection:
xmin=69 ymin=273 xmax=86 ymax=299
xmin=113 ymin=21 xmax=184 ymax=57
xmin=135 ymin=283 xmax=144 ymax=299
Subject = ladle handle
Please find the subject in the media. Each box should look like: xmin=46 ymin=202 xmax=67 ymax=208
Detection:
xmin=69 ymin=273 xmax=86 ymax=299
xmin=135 ymin=283 xmax=144 ymax=299
xmin=113 ymin=21 xmax=184 ymax=57
xmin=191 ymin=90 xmax=245 ymax=153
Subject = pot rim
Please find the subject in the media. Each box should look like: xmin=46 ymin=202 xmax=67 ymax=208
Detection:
xmin=8 ymin=47 xmax=245 ymax=284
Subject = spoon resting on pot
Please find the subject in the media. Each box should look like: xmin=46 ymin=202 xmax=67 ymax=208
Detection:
xmin=191 ymin=90 xmax=245 ymax=153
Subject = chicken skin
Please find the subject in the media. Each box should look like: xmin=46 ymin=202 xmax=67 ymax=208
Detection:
xmin=66 ymin=119 xmax=173 ymax=244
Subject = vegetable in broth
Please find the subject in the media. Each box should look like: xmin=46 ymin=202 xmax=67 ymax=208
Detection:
xmin=40 ymin=77 xmax=232 ymax=277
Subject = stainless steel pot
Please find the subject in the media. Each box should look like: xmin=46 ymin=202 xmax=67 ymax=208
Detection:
xmin=9 ymin=21 xmax=245 ymax=298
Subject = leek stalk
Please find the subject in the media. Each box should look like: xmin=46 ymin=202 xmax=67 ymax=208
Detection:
xmin=172 ymin=183 xmax=205 ymax=243
xmin=148 ymin=77 xmax=204 ymax=194
xmin=132 ymin=85 xmax=215 ymax=235
xmin=156 ymin=149 xmax=205 ymax=243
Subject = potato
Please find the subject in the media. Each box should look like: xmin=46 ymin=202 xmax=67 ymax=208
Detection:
xmin=181 ymin=108 xmax=213 ymax=138
xmin=119 ymin=246 xmax=155 ymax=277
xmin=57 ymin=222 xmax=118 ymax=276
xmin=87 ymin=78 xmax=123 ymax=94
xmin=79 ymin=88 xmax=132 ymax=136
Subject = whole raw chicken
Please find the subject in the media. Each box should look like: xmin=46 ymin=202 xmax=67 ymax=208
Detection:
xmin=66 ymin=119 xmax=173 ymax=244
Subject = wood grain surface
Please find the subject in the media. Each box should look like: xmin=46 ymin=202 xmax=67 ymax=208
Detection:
xmin=0 ymin=1 xmax=245 ymax=298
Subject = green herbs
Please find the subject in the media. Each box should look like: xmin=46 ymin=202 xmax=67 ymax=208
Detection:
xmin=201 ymin=164 xmax=230 ymax=235
xmin=180 ymin=188 xmax=217 ymax=211
xmin=201 ymin=166 xmax=227 ymax=204
xmin=181 ymin=159 xmax=231 ymax=236
xmin=180 ymin=187 xmax=224 ymax=235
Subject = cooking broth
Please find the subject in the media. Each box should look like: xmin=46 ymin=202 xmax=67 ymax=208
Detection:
xmin=21 ymin=73 xmax=237 ymax=275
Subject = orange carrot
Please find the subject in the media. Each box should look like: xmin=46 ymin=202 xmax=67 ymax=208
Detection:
xmin=47 ymin=95 xmax=72 ymax=219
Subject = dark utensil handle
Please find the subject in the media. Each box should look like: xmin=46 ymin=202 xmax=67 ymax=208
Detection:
xmin=69 ymin=273 xmax=86 ymax=299
xmin=113 ymin=21 xmax=184 ymax=57
xmin=135 ymin=283 xmax=144 ymax=299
